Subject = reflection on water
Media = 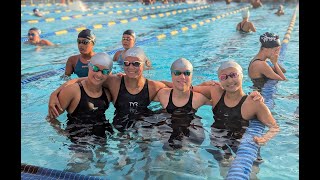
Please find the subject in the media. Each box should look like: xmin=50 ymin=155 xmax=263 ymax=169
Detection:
xmin=61 ymin=109 xmax=214 ymax=178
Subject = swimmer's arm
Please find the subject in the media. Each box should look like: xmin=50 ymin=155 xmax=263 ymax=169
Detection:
xmin=113 ymin=51 xmax=121 ymax=62
xmin=65 ymin=57 xmax=74 ymax=76
xmin=48 ymin=77 xmax=86 ymax=117
xmin=252 ymin=102 xmax=280 ymax=145
xmin=160 ymin=80 xmax=173 ymax=88
xmin=250 ymin=22 xmax=256 ymax=32
xmin=150 ymin=80 xmax=168 ymax=102
xmin=236 ymin=23 xmax=240 ymax=31
xmin=192 ymin=85 xmax=212 ymax=100
xmin=271 ymin=63 xmax=286 ymax=73
xmin=44 ymin=40 xmax=54 ymax=46
xmin=260 ymin=63 xmax=286 ymax=81
xmin=46 ymin=117 xmax=67 ymax=136
xmin=153 ymin=88 xmax=166 ymax=102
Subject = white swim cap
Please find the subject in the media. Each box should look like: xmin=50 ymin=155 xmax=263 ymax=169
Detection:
xmin=242 ymin=9 xmax=250 ymax=18
xmin=123 ymin=47 xmax=147 ymax=62
xmin=217 ymin=60 xmax=243 ymax=75
xmin=279 ymin=5 xmax=283 ymax=10
xmin=90 ymin=52 xmax=113 ymax=69
xmin=29 ymin=27 xmax=41 ymax=35
xmin=170 ymin=58 xmax=193 ymax=72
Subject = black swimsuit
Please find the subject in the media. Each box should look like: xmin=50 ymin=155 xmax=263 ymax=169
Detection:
xmin=166 ymin=89 xmax=195 ymax=114
xmin=113 ymin=77 xmax=152 ymax=131
xmin=238 ymin=21 xmax=248 ymax=33
xmin=66 ymin=82 xmax=113 ymax=141
xmin=211 ymin=91 xmax=248 ymax=153
xmin=248 ymin=58 xmax=269 ymax=90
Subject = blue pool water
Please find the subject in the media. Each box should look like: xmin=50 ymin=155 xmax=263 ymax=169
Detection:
xmin=21 ymin=1 xmax=299 ymax=179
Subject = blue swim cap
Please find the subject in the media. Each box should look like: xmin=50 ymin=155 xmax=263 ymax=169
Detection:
xmin=33 ymin=8 xmax=39 ymax=12
xmin=260 ymin=32 xmax=281 ymax=48
xmin=78 ymin=29 xmax=96 ymax=45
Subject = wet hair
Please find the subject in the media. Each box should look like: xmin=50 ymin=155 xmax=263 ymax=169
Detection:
xmin=217 ymin=60 xmax=243 ymax=75
xmin=90 ymin=52 xmax=113 ymax=69
xmin=29 ymin=27 xmax=41 ymax=35
xmin=123 ymin=47 xmax=147 ymax=62
xmin=170 ymin=58 xmax=193 ymax=72
xmin=123 ymin=29 xmax=136 ymax=40
xmin=260 ymin=32 xmax=281 ymax=48
xmin=78 ymin=29 xmax=96 ymax=45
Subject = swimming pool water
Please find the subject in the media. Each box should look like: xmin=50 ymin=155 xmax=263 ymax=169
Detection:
xmin=21 ymin=1 xmax=299 ymax=179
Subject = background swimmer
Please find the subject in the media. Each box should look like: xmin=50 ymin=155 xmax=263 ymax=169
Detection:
xmin=236 ymin=10 xmax=256 ymax=33
xmin=113 ymin=30 xmax=151 ymax=68
xmin=25 ymin=27 xmax=54 ymax=46
xmin=33 ymin=8 xmax=43 ymax=17
xmin=63 ymin=29 xmax=96 ymax=78
xmin=248 ymin=32 xmax=286 ymax=90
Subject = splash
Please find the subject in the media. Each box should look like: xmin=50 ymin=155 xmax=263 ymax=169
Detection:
xmin=68 ymin=0 xmax=88 ymax=12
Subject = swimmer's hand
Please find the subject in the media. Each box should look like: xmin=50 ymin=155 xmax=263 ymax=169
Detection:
xmin=253 ymin=136 xmax=267 ymax=146
xmin=116 ymin=72 xmax=126 ymax=77
xmin=249 ymin=91 xmax=264 ymax=102
xmin=48 ymin=92 xmax=62 ymax=118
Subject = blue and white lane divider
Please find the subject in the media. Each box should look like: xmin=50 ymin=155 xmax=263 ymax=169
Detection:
xmin=21 ymin=5 xmax=250 ymax=86
xmin=21 ymin=163 xmax=107 ymax=180
xmin=226 ymin=4 xmax=298 ymax=180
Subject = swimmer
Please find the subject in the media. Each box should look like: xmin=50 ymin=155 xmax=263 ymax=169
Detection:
xmin=248 ymin=32 xmax=286 ymax=90
xmin=25 ymin=27 xmax=54 ymax=46
xmin=113 ymin=30 xmax=151 ymax=68
xmin=251 ymin=0 xmax=262 ymax=8
xmin=275 ymin=4 xmax=285 ymax=16
xmin=63 ymin=29 xmax=96 ymax=78
xmin=193 ymin=61 xmax=280 ymax=178
xmin=47 ymin=52 xmax=114 ymax=140
xmin=154 ymin=58 xmax=211 ymax=114
xmin=33 ymin=8 xmax=43 ymax=17
xmin=236 ymin=9 xmax=256 ymax=33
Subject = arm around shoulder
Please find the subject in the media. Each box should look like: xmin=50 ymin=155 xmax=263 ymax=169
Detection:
xmin=250 ymin=100 xmax=280 ymax=145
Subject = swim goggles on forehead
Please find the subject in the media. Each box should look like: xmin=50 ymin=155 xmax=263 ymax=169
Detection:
xmin=219 ymin=72 xmax=239 ymax=81
xmin=77 ymin=39 xmax=92 ymax=45
xmin=171 ymin=70 xmax=192 ymax=76
xmin=123 ymin=61 xmax=143 ymax=67
xmin=89 ymin=63 xmax=111 ymax=75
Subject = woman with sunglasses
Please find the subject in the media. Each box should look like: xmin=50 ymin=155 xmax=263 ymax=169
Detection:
xmin=248 ymin=32 xmax=286 ymax=91
xmin=63 ymin=29 xmax=96 ymax=79
xmin=25 ymin=27 xmax=54 ymax=46
xmin=49 ymin=47 xmax=168 ymax=132
xmin=113 ymin=30 xmax=151 ymax=68
xmin=154 ymin=58 xmax=211 ymax=114
xmin=47 ymin=52 xmax=114 ymax=141
xmin=193 ymin=60 xmax=280 ymax=178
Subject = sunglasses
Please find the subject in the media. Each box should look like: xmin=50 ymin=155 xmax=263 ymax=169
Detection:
xmin=172 ymin=70 xmax=192 ymax=76
xmin=122 ymin=37 xmax=133 ymax=41
xmin=90 ymin=64 xmax=110 ymax=75
xmin=27 ymin=33 xmax=36 ymax=37
xmin=123 ymin=61 xmax=142 ymax=67
xmin=219 ymin=72 xmax=239 ymax=81
xmin=77 ymin=39 xmax=91 ymax=45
